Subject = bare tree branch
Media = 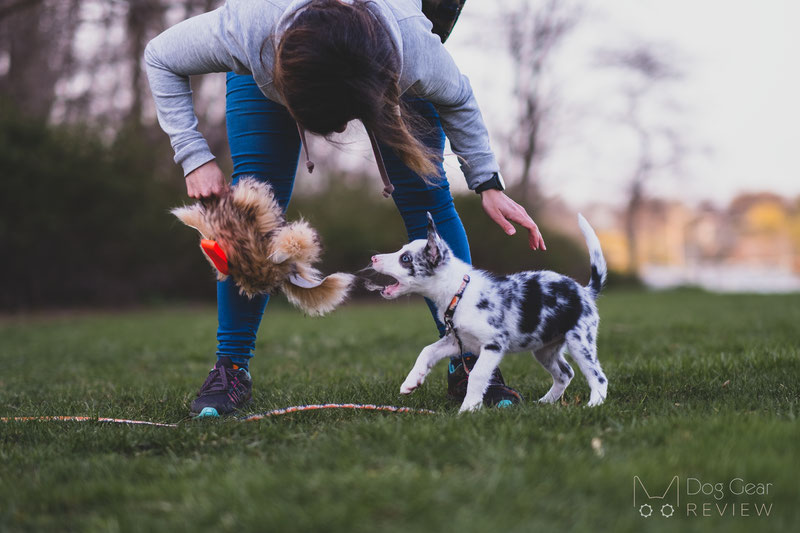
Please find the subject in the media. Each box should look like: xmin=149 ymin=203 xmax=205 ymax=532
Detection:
xmin=503 ymin=0 xmax=581 ymax=204
xmin=598 ymin=41 xmax=687 ymax=273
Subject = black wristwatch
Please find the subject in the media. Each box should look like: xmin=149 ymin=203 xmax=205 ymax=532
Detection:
xmin=474 ymin=172 xmax=506 ymax=194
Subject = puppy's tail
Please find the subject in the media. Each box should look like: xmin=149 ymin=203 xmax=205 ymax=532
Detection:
xmin=578 ymin=214 xmax=607 ymax=299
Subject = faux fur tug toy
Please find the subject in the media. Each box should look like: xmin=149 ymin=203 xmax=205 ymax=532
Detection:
xmin=171 ymin=177 xmax=354 ymax=316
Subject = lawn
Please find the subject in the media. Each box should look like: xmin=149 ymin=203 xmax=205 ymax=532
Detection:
xmin=1 ymin=290 xmax=798 ymax=532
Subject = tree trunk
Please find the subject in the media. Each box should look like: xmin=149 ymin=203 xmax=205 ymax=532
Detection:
xmin=126 ymin=0 xmax=166 ymax=129
xmin=0 ymin=0 xmax=79 ymax=121
xmin=625 ymin=178 xmax=644 ymax=274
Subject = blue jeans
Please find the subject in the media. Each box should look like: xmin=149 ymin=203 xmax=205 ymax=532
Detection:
xmin=217 ymin=72 xmax=471 ymax=365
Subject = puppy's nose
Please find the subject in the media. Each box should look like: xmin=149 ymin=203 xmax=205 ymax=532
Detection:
xmin=371 ymin=255 xmax=380 ymax=264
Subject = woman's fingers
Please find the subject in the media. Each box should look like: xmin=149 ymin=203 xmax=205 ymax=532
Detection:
xmin=488 ymin=207 xmax=517 ymax=235
xmin=505 ymin=208 xmax=546 ymax=251
xmin=481 ymin=189 xmax=547 ymax=250
xmin=185 ymin=160 xmax=226 ymax=199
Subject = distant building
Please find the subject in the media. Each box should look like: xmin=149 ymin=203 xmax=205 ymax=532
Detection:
xmin=575 ymin=192 xmax=800 ymax=292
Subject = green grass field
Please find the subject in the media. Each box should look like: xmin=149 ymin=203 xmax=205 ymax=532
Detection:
xmin=1 ymin=290 xmax=798 ymax=532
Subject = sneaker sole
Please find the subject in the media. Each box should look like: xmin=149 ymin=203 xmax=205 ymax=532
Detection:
xmin=193 ymin=407 xmax=220 ymax=418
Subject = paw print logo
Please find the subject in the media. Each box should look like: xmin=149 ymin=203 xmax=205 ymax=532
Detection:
xmin=639 ymin=504 xmax=653 ymax=517
xmin=661 ymin=503 xmax=675 ymax=518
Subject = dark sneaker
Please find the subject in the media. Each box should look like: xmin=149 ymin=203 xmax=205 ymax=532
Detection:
xmin=190 ymin=357 xmax=252 ymax=417
xmin=447 ymin=355 xmax=523 ymax=408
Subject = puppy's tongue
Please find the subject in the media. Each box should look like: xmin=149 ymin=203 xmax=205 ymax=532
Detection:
xmin=381 ymin=282 xmax=401 ymax=298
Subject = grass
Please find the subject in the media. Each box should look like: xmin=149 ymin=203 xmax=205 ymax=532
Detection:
xmin=1 ymin=290 xmax=798 ymax=532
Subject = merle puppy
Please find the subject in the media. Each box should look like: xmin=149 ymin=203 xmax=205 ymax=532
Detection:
xmin=370 ymin=213 xmax=608 ymax=412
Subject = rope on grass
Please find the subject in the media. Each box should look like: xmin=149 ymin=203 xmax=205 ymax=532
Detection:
xmin=0 ymin=416 xmax=178 ymax=428
xmin=1 ymin=404 xmax=436 ymax=427
xmin=239 ymin=403 xmax=437 ymax=421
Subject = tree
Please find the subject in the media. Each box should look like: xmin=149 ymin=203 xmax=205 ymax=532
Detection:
xmin=124 ymin=0 xmax=167 ymax=128
xmin=598 ymin=43 xmax=686 ymax=273
xmin=0 ymin=0 xmax=81 ymax=120
xmin=503 ymin=0 xmax=580 ymax=204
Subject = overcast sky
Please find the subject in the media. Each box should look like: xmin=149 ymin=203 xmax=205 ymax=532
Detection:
xmin=441 ymin=0 xmax=799 ymax=208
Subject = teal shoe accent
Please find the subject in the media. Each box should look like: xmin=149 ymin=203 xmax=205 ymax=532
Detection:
xmin=448 ymin=361 xmax=458 ymax=374
xmin=496 ymin=399 xmax=514 ymax=408
xmin=195 ymin=407 xmax=219 ymax=418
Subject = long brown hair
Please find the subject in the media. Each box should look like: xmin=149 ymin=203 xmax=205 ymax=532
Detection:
xmin=273 ymin=0 xmax=440 ymax=179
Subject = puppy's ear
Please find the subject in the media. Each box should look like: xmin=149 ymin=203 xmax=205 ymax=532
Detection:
xmin=425 ymin=212 xmax=438 ymax=238
xmin=424 ymin=213 xmax=444 ymax=267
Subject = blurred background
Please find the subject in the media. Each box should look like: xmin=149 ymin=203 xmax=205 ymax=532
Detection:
xmin=1 ymin=0 xmax=798 ymax=311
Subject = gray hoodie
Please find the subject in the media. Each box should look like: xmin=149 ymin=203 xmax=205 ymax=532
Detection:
xmin=144 ymin=0 xmax=499 ymax=189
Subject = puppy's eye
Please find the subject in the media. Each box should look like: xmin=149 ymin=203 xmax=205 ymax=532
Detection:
xmin=400 ymin=253 xmax=411 ymax=264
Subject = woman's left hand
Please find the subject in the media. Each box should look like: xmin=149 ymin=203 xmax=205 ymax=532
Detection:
xmin=480 ymin=189 xmax=546 ymax=251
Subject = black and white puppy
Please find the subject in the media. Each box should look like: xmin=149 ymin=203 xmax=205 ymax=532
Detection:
xmin=370 ymin=213 xmax=608 ymax=412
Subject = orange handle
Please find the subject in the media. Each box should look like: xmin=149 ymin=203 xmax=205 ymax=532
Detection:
xmin=201 ymin=239 xmax=229 ymax=275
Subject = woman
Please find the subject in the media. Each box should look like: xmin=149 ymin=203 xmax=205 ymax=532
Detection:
xmin=145 ymin=0 xmax=546 ymax=416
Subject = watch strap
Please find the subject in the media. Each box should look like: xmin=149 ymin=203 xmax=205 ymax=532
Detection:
xmin=475 ymin=172 xmax=505 ymax=194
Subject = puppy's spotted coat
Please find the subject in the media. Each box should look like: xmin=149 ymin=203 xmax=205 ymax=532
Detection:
xmin=371 ymin=213 xmax=608 ymax=412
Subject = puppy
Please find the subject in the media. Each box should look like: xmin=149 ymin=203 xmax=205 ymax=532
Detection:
xmin=370 ymin=213 xmax=608 ymax=412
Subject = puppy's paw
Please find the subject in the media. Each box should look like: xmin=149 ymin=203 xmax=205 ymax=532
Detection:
xmin=587 ymin=391 xmax=607 ymax=407
xmin=399 ymin=377 xmax=420 ymax=395
xmin=458 ymin=400 xmax=482 ymax=413
xmin=400 ymin=370 xmax=428 ymax=394
xmin=538 ymin=393 xmax=560 ymax=404
xmin=399 ymin=382 xmax=417 ymax=395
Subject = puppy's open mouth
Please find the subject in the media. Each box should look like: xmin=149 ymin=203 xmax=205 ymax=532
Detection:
xmin=380 ymin=278 xmax=403 ymax=298
xmin=361 ymin=270 xmax=403 ymax=299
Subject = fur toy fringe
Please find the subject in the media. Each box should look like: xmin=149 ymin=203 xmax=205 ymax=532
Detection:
xmin=171 ymin=178 xmax=354 ymax=316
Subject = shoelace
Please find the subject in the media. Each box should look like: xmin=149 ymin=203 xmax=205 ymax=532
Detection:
xmin=196 ymin=364 xmax=235 ymax=397
xmin=227 ymin=375 xmax=245 ymax=404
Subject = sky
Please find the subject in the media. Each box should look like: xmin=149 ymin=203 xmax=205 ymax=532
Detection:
xmin=440 ymin=0 xmax=800 ymax=208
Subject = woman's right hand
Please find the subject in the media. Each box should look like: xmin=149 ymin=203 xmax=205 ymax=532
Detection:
xmin=186 ymin=160 xmax=227 ymax=199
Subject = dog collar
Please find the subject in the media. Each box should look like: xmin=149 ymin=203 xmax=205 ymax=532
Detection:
xmin=444 ymin=274 xmax=471 ymax=324
xmin=444 ymin=274 xmax=470 ymax=364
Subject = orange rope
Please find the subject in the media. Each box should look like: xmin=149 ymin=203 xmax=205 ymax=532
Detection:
xmin=1 ymin=416 xmax=177 ymax=427
xmin=240 ymin=403 xmax=436 ymax=421
xmin=1 ymin=404 xmax=436 ymax=427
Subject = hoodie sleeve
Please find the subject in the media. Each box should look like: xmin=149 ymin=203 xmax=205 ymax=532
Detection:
xmin=400 ymin=15 xmax=500 ymax=190
xmin=144 ymin=6 xmax=250 ymax=176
